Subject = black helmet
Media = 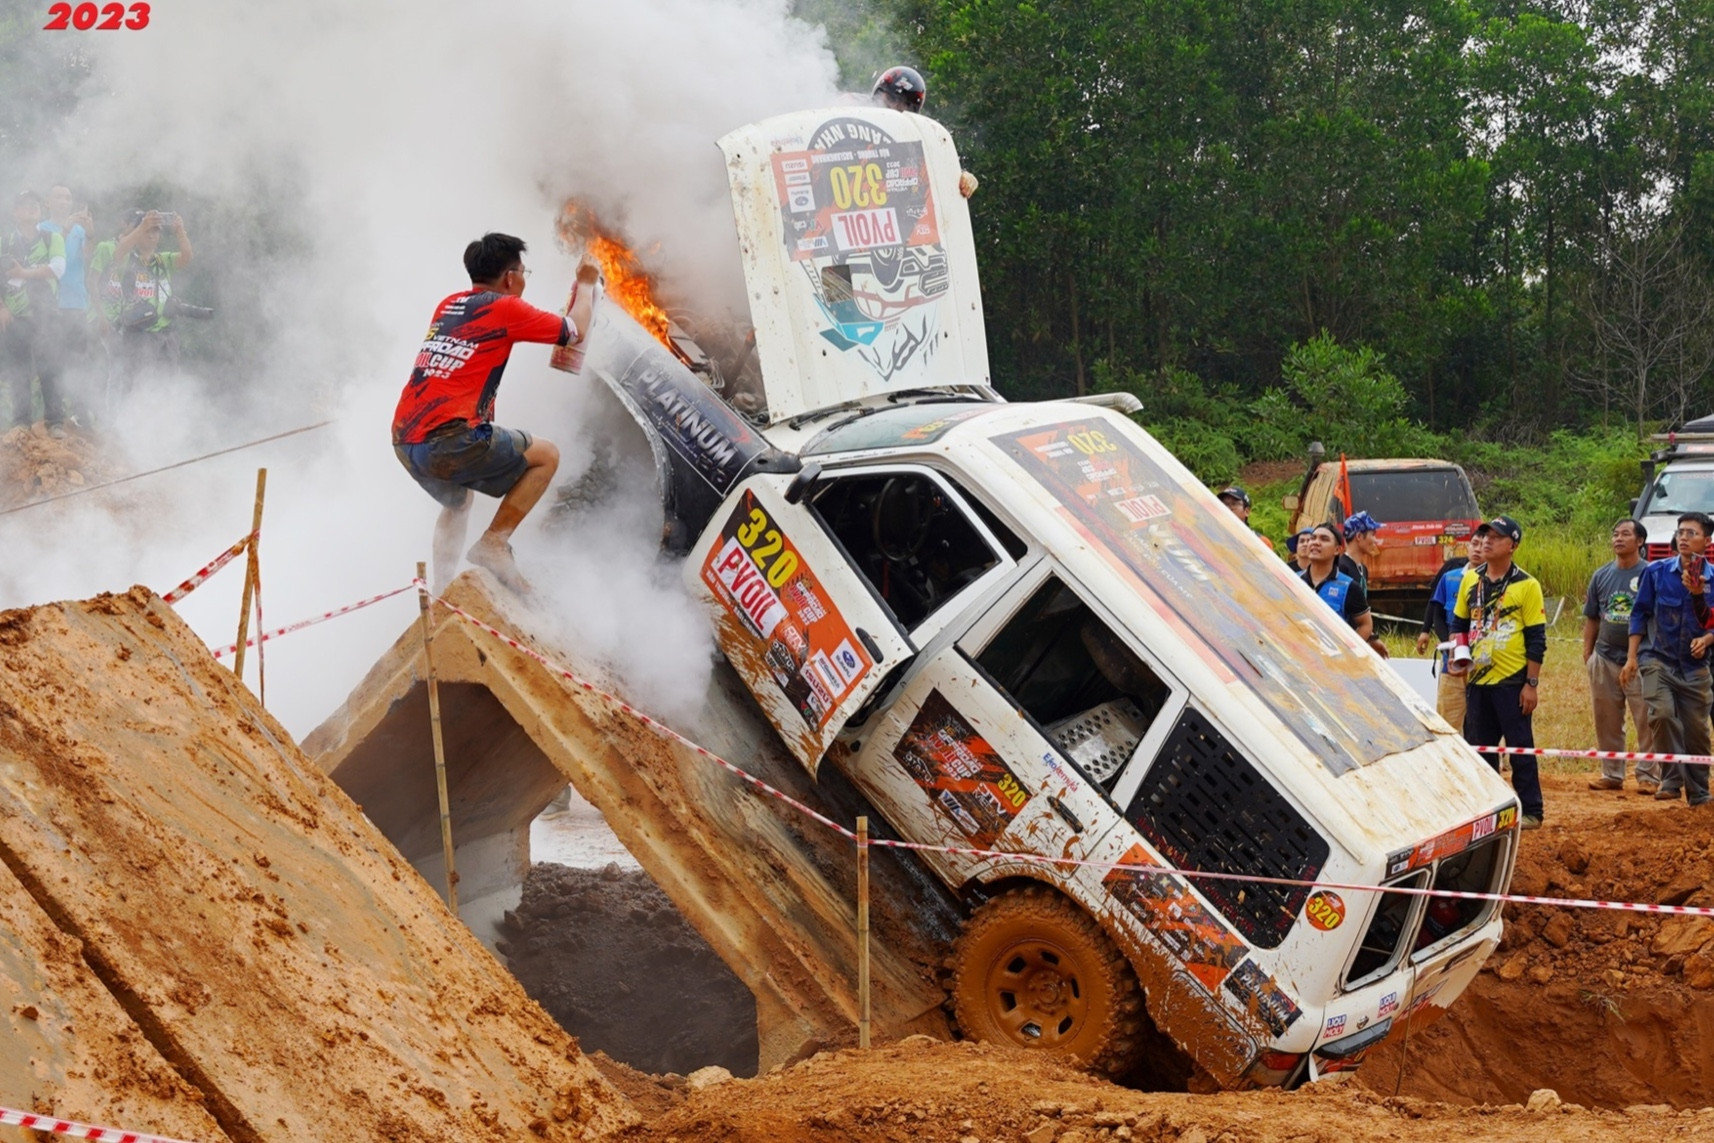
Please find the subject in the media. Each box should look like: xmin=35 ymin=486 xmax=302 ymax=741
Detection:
xmin=871 ymin=66 xmax=927 ymax=114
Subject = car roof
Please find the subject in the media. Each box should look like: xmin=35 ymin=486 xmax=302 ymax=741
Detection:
xmin=893 ymin=401 xmax=1518 ymax=862
xmin=1322 ymin=458 xmax=1463 ymax=473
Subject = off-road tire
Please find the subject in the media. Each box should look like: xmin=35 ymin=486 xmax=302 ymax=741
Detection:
xmin=947 ymin=885 xmax=1146 ymax=1077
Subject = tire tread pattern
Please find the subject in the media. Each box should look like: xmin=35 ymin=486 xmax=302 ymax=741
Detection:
xmin=946 ymin=885 xmax=1146 ymax=1078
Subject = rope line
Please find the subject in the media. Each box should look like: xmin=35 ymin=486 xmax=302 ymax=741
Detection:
xmin=0 ymin=420 xmax=335 ymax=518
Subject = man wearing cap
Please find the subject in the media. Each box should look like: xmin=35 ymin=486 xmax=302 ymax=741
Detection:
xmin=1584 ymin=519 xmax=1658 ymax=793
xmin=1451 ymin=516 xmax=1547 ymax=829
xmin=1218 ymin=485 xmax=1276 ymax=551
xmin=1621 ymin=511 xmax=1714 ymax=807
xmin=1285 ymin=527 xmax=1315 ymax=571
xmin=1299 ymin=522 xmax=1389 ymax=657
xmin=1343 ymin=511 xmax=1383 ymax=594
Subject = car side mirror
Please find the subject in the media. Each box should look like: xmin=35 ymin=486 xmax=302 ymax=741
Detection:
xmin=1282 ymin=494 xmax=1300 ymax=511
xmin=1629 ymin=498 xmax=1639 ymax=514
xmin=784 ymin=461 xmax=823 ymax=505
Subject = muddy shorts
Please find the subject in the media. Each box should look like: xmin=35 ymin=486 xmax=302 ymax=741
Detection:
xmin=394 ymin=420 xmax=532 ymax=508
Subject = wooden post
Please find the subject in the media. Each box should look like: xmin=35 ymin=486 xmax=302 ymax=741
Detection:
xmin=416 ymin=562 xmax=459 ymax=914
xmin=857 ymin=815 xmax=871 ymax=1049
xmin=232 ymin=468 xmax=267 ymax=682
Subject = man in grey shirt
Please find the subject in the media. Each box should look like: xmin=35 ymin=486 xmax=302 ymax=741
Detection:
xmin=1584 ymin=518 xmax=1660 ymax=791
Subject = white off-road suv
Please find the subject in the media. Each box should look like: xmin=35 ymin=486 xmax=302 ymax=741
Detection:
xmin=594 ymin=105 xmax=1519 ymax=1089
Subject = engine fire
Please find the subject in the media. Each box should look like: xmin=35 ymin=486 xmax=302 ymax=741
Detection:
xmin=556 ymin=202 xmax=677 ymax=355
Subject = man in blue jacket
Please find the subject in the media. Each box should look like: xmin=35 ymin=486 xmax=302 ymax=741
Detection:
xmin=1622 ymin=511 xmax=1714 ymax=806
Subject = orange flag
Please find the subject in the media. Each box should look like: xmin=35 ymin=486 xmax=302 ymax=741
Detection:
xmin=1339 ymin=453 xmax=1354 ymax=519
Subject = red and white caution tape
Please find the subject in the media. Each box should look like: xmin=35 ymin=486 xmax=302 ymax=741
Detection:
xmin=861 ymin=834 xmax=1714 ymax=919
xmin=160 ymin=532 xmax=253 ymax=604
xmin=209 ymin=584 xmax=416 ymax=660
xmin=1491 ymin=745 xmax=1714 ymax=766
xmin=430 ymin=593 xmax=1714 ymax=920
xmin=0 ymin=1105 xmax=200 ymax=1143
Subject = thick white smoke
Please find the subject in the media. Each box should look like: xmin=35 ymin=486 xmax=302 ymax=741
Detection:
xmin=0 ymin=0 xmax=847 ymax=735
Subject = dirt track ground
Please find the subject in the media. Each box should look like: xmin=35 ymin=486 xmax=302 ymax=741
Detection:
xmin=603 ymin=1037 xmax=1714 ymax=1143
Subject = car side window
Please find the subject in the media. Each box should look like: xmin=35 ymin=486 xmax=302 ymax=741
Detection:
xmin=809 ymin=471 xmax=1005 ymax=632
xmin=974 ymin=576 xmax=1171 ymax=787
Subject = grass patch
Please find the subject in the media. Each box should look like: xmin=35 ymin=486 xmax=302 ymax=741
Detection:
xmin=1380 ymin=630 xmax=1604 ymax=771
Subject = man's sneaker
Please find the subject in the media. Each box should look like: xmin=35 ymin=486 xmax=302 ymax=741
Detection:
xmin=1638 ymin=780 xmax=1661 ymax=795
xmin=467 ymin=538 xmax=534 ymax=595
xmin=1655 ymin=788 xmax=1684 ymax=801
xmin=1520 ymin=815 xmax=1543 ymax=830
xmin=1587 ymin=777 xmax=1625 ymax=791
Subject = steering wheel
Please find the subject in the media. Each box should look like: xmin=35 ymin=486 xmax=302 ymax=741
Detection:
xmin=871 ymin=476 xmax=935 ymax=562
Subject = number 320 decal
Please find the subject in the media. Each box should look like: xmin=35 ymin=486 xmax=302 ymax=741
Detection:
xmin=44 ymin=2 xmax=150 ymax=29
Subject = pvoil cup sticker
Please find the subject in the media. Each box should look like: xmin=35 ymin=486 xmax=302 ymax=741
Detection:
xmin=770 ymin=116 xmax=947 ymax=383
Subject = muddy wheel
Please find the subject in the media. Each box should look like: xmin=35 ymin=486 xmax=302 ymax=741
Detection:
xmin=947 ymin=885 xmax=1145 ymax=1077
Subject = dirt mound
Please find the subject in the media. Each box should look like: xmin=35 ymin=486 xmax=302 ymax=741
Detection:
xmin=501 ymin=861 xmax=759 ymax=1077
xmin=0 ymin=586 xmax=633 ymax=1140
xmin=617 ymin=1036 xmax=1705 ymax=1142
xmin=1365 ymin=773 xmax=1714 ymax=1110
xmin=0 ymin=423 xmax=120 ymax=509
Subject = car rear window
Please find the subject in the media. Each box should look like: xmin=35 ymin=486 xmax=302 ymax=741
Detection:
xmin=1347 ymin=471 xmax=1478 ymax=522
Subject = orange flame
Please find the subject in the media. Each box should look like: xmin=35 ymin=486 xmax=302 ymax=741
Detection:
xmin=556 ymin=202 xmax=675 ymax=353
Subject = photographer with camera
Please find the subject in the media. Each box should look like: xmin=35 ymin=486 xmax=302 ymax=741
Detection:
xmin=104 ymin=209 xmax=200 ymax=397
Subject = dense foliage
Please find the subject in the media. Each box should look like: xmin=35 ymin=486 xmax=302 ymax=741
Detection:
xmin=833 ymin=0 xmax=1714 ymax=438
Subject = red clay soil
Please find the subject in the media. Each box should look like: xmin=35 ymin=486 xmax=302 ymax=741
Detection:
xmin=0 ymin=423 xmax=120 ymax=509
xmin=1364 ymin=771 xmax=1714 ymax=1110
xmin=615 ymin=1037 xmax=1713 ymax=1143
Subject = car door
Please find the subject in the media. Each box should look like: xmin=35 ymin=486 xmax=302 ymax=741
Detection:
xmin=688 ymin=471 xmax=915 ymax=774
xmin=846 ymin=562 xmax=1181 ymax=890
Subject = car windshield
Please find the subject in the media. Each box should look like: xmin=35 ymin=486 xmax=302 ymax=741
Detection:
xmin=1348 ymin=470 xmax=1478 ymax=522
xmin=1644 ymin=469 xmax=1714 ymax=516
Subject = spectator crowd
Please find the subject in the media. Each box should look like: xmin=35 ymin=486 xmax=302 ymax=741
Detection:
xmin=3 ymin=185 xmax=201 ymax=438
xmin=1216 ymin=484 xmax=1714 ymax=833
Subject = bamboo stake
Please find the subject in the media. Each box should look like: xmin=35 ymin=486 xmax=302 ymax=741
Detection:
xmin=417 ymin=562 xmax=459 ymax=913
xmin=857 ymin=815 xmax=871 ymax=1049
xmin=232 ymin=468 xmax=266 ymax=682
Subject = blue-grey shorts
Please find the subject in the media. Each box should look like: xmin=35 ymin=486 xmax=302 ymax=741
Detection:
xmin=394 ymin=421 xmax=532 ymax=508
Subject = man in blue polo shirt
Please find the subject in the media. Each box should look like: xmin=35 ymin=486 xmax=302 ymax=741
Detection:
xmin=1299 ymin=522 xmax=1385 ymax=651
xmin=1622 ymin=511 xmax=1714 ymax=806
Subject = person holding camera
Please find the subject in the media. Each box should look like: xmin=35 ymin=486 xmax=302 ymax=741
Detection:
xmin=1451 ymin=516 xmax=1547 ymax=829
xmin=2 ymin=190 xmax=67 ymax=433
xmin=106 ymin=209 xmax=195 ymax=396
xmin=1621 ymin=512 xmax=1714 ymax=807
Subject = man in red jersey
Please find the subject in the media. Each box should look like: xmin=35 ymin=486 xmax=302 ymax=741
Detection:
xmin=393 ymin=232 xmax=597 ymax=592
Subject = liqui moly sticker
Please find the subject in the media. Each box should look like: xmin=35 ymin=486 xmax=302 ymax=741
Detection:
xmin=1324 ymin=1014 xmax=1347 ymax=1037
xmin=1377 ymin=991 xmax=1399 ymax=1018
